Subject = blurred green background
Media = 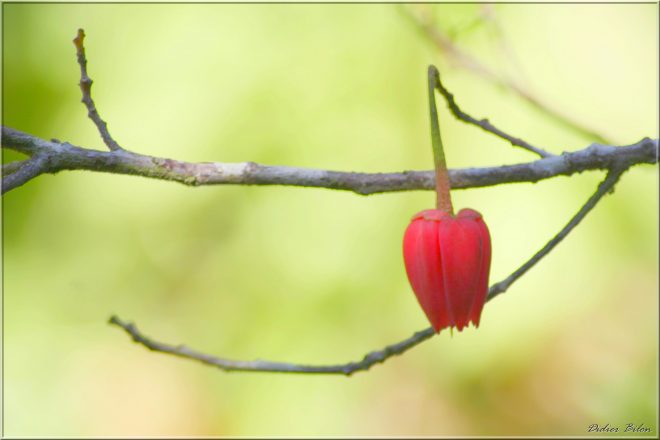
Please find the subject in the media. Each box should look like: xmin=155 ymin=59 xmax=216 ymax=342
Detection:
xmin=2 ymin=3 xmax=657 ymax=437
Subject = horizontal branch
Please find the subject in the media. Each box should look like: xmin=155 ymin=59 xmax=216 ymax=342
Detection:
xmin=1 ymin=154 xmax=50 ymax=194
xmin=2 ymin=126 xmax=656 ymax=195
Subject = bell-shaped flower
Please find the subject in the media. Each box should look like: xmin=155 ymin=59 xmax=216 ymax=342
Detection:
xmin=403 ymin=208 xmax=491 ymax=333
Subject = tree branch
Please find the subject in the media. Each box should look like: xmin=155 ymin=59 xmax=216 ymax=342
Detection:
xmin=72 ymin=28 xmax=124 ymax=152
xmin=2 ymin=126 xmax=656 ymax=195
xmin=108 ymin=166 xmax=629 ymax=375
xmin=1 ymin=154 xmax=51 ymax=194
xmin=2 ymin=159 xmax=30 ymax=175
xmin=108 ymin=315 xmax=436 ymax=375
xmin=2 ymin=28 xmax=654 ymax=195
xmin=487 ymin=166 xmax=626 ymax=299
xmin=430 ymin=67 xmax=553 ymax=158
xmin=400 ymin=4 xmax=613 ymax=145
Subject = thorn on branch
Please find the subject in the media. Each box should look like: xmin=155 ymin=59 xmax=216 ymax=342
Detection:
xmin=73 ymin=29 xmax=124 ymax=152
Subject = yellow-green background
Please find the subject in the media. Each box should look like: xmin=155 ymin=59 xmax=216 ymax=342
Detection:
xmin=2 ymin=3 xmax=657 ymax=437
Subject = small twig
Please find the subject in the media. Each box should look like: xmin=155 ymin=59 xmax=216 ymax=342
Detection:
xmin=430 ymin=68 xmax=553 ymax=158
xmin=2 ymin=127 xmax=656 ymax=195
xmin=2 ymin=160 xmax=29 ymax=176
xmin=1 ymin=155 xmax=50 ymax=194
xmin=400 ymin=5 xmax=612 ymax=145
xmin=487 ymin=167 xmax=626 ymax=299
xmin=73 ymin=29 xmax=124 ymax=152
xmin=109 ymin=316 xmax=435 ymax=375
xmin=109 ymin=168 xmax=628 ymax=375
xmin=479 ymin=4 xmax=530 ymax=91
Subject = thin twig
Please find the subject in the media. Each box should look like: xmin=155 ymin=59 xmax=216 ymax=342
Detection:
xmin=400 ymin=5 xmax=612 ymax=145
xmin=1 ymin=155 xmax=50 ymax=194
xmin=430 ymin=67 xmax=553 ymax=158
xmin=109 ymin=316 xmax=435 ymax=375
xmin=2 ymin=160 xmax=29 ymax=176
xmin=487 ymin=167 xmax=626 ymax=299
xmin=4 ymin=29 xmax=654 ymax=195
xmin=108 ymin=168 xmax=629 ymax=375
xmin=73 ymin=29 xmax=124 ymax=152
xmin=2 ymin=127 xmax=656 ymax=196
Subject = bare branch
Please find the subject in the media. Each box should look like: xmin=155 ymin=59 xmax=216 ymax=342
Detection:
xmin=107 ymin=168 xmax=628 ymax=373
xmin=487 ymin=167 xmax=627 ymax=299
xmin=400 ymin=5 xmax=613 ymax=145
xmin=4 ymin=29 xmax=652 ymax=195
xmin=430 ymin=67 xmax=553 ymax=158
xmin=1 ymin=155 xmax=50 ymax=194
xmin=1 ymin=126 xmax=656 ymax=195
xmin=73 ymin=29 xmax=124 ymax=152
xmin=108 ymin=167 xmax=630 ymax=375
xmin=108 ymin=316 xmax=435 ymax=375
xmin=2 ymin=160 xmax=29 ymax=175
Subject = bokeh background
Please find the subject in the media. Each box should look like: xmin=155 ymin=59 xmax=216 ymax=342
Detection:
xmin=2 ymin=3 xmax=658 ymax=437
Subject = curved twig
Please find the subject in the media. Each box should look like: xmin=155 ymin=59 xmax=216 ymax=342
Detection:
xmin=109 ymin=316 xmax=435 ymax=375
xmin=108 ymin=166 xmax=629 ymax=375
xmin=487 ymin=167 xmax=627 ymax=299
xmin=400 ymin=4 xmax=613 ymax=145
xmin=2 ymin=159 xmax=30 ymax=175
xmin=1 ymin=155 xmax=50 ymax=194
xmin=431 ymin=68 xmax=553 ymax=158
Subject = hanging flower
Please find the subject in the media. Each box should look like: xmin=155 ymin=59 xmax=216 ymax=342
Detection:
xmin=403 ymin=66 xmax=492 ymax=333
xmin=403 ymin=208 xmax=491 ymax=332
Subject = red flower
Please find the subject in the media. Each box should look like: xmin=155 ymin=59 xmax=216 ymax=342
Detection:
xmin=403 ymin=208 xmax=491 ymax=333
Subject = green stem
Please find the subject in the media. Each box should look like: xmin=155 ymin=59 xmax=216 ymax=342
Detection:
xmin=427 ymin=65 xmax=454 ymax=214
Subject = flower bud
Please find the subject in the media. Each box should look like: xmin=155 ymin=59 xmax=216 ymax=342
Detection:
xmin=403 ymin=208 xmax=492 ymax=333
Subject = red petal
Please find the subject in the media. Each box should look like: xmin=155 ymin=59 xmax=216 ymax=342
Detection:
xmin=461 ymin=212 xmax=491 ymax=327
xmin=403 ymin=213 xmax=447 ymax=332
xmin=437 ymin=218 xmax=478 ymax=330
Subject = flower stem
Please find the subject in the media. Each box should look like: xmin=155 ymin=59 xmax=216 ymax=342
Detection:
xmin=427 ymin=65 xmax=454 ymax=215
